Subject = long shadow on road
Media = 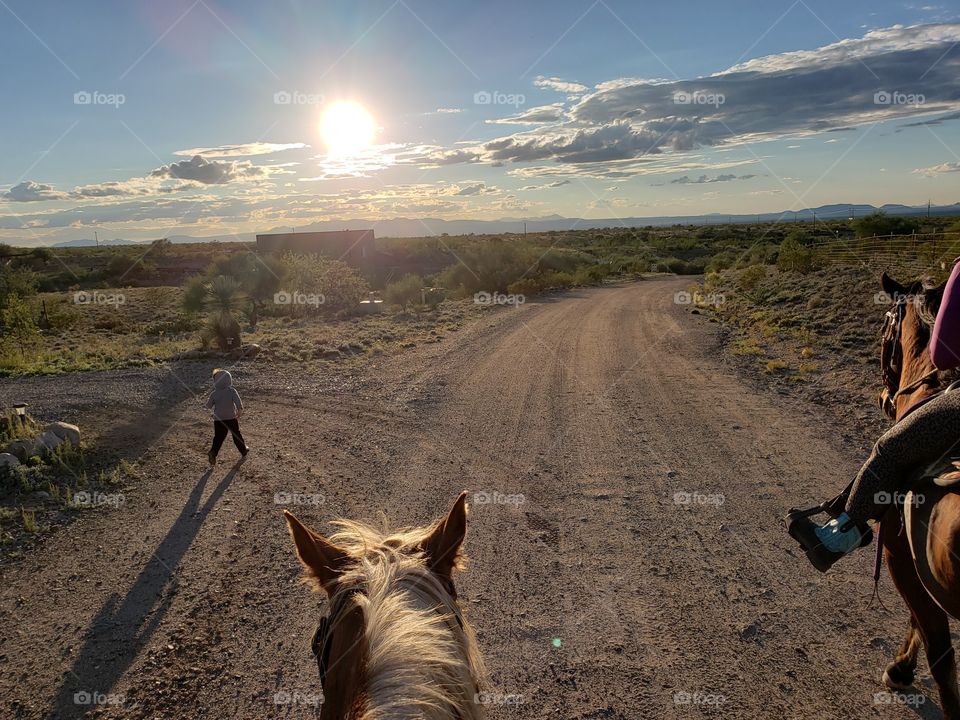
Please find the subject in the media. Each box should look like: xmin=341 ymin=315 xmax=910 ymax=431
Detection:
xmin=45 ymin=463 xmax=239 ymax=719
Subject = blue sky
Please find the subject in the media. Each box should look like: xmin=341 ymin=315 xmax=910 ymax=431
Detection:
xmin=2 ymin=0 xmax=960 ymax=244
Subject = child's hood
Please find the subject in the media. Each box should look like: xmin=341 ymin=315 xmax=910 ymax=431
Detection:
xmin=213 ymin=369 xmax=233 ymax=389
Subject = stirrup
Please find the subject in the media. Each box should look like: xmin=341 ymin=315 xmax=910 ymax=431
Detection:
xmin=785 ymin=506 xmax=873 ymax=573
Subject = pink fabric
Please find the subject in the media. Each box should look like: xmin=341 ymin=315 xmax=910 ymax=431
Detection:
xmin=931 ymin=259 xmax=960 ymax=370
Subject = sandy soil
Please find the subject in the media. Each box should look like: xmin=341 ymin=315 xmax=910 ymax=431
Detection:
xmin=0 ymin=276 xmax=944 ymax=719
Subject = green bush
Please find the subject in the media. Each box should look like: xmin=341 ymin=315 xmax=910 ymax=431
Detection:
xmin=383 ymin=274 xmax=423 ymax=308
xmin=777 ymin=238 xmax=814 ymax=273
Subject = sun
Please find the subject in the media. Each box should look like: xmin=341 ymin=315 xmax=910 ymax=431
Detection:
xmin=320 ymin=101 xmax=376 ymax=157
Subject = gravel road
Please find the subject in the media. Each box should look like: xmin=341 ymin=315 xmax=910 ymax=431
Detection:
xmin=0 ymin=276 xmax=942 ymax=719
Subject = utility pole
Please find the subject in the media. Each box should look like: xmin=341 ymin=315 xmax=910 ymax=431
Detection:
xmin=928 ymin=199 xmax=931 ymax=218
xmin=94 ymin=230 xmax=99 ymax=247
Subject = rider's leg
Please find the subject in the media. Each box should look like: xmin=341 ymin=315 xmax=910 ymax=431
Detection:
xmin=790 ymin=390 xmax=960 ymax=571
xmin=845 ymin=389 xmax=960 ymax=523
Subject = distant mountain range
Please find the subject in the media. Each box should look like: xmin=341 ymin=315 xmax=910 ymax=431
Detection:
xmin=43 ymin=201 xmax=960 ymax=247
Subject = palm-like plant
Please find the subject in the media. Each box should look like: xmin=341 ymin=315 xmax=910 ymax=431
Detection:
xmin=185 ymin=275 xmax=246 ymax=352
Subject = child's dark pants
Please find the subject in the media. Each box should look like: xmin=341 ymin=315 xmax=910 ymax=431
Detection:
xmin=210 ymin=419 xmax=246 ymax=456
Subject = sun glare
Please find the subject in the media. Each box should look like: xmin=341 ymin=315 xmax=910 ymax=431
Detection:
xmin=320 ymin=101 xmax=376 ymax=157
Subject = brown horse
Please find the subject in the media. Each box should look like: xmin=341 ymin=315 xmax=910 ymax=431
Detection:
xmin=284 ymin=492 xmax=487 ymax=720
xmin=876 ymin=272 xmax=960 ymax=718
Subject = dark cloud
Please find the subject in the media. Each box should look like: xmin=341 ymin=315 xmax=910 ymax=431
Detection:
xmin=150 ymin=155 xmax=268 ymax=184
xmin=2 ymin=181 xmax=69 ymax=202
xmin=437 ymin=25 xmax=960 ymax=170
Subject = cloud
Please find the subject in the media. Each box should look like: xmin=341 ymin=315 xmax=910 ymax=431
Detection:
xmin=454 ymin=183 xmax=486 ymax=196
xmin=668 ymin=173 xmax=756 ymax=184
xmin=435 ymin=108 xmax=463 ymax=114
xmin=173 ymin=142 xmax=307 ymax=158
xmin=433 ymin=24 xmax=960 ymax=175
xmin=150 ymin=155 xmax=270 ymax=184
xmin=486 ymin=104 xmax=566 ymax=125
xmin=534 ymin=76 xmax=588 ymax=94
xmin=913 ymin=161 xmax=960 ymax=175
xmin=2 ymin=181 xmax=69 ymax=202
xmin=898 ymin=110 xmax=960 ymax=128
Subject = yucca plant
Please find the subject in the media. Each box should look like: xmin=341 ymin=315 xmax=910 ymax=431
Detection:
xmin=186 ymin=275 xmax=246 ymax=352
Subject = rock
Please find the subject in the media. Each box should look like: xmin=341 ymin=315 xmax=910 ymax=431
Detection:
xmin=36 ymin=431 xmax=66 ymax=454
xmin=0 ymin=453 xmax=20 ymax=469
xmin=45 ymin=421 xmax=80 ymax=447
xmin=6 ymin=438 xmax=36 ymax=461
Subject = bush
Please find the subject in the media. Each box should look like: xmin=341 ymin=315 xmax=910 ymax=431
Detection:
xmin=853 ymin=211 xmax=919 ymax=238
xmin=737 ymin=265 xmax=767 ymax=292
xmin=383 ymin=274 xmax=423 ymax=308
xmin=281 ymin=253 xmax=368 ymax=315
xmin=777 ymin=238 xmax=814 ymax=273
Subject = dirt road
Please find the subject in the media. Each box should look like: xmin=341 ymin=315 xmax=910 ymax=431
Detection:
xmin=0 ymin=277 xmax=940 ymax=718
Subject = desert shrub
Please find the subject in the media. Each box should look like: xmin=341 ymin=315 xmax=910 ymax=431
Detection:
xmin=573 ymin=264 xmax=609 ymax=286
xmin=436 ymin=240 xmax=540 ymax=295
xmin=737 ymin=265 xmax=767 ymax=292
xmin=281 ymin=253 xmax=368 ymax=315
xmin=507 ymin=277 xmax=544 ymax=296
xmin=384 ymin=274 xmax=423 ymax=308
xmin=777 ymin=238 xmax=814 ymax=273
xmin=853 ymin=211 xmax=919 ymax=238
xmin=1 ymin=296 xmax=40 ymax=356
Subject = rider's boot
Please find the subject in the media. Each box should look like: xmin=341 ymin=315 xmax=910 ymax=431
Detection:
xmin=786 ymin=511 xmax=872 ymax=572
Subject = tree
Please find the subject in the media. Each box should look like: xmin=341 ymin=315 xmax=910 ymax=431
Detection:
xmin=1 ymin=295 xmax=40 ymax=356
xmin=853 ymin=211 xmax=919 ymax=238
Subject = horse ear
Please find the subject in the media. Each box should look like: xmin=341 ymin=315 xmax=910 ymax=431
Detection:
xmin=881 ymin=272 xmax=906 ymax=300
xmin=284 ymin=511 xmax=350 ymax=594
xmin=421 ymin=491 xmax=469 ymax=579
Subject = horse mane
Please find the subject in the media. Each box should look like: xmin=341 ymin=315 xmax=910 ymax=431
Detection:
xmin=327 ymin=519 xmax=487 ymax=720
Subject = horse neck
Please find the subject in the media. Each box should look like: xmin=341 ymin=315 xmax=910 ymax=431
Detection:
xmin=896 ymin=313 xmax=938 ymax=419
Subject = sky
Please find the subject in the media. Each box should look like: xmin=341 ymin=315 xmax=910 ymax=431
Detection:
xmin=2 ymin=0 xmax=960 ymax=245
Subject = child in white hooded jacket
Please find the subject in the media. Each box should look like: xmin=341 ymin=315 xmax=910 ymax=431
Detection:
xmin=205 ymin=368 xmax=249 ymax=464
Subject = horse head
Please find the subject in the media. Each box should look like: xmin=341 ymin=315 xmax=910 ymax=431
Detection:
xmin=284 ymin=492 xmax=486 ymax=719
xmin=877 ymin=272 xmax=945 ymax=421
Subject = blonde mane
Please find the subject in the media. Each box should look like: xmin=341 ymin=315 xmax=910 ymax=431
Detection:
xmin=328 ymin=519 xmax=488 ymax=720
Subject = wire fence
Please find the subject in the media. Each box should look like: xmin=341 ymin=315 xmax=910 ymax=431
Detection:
xmin=808 ymin=232 xmax=960 ymax=279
